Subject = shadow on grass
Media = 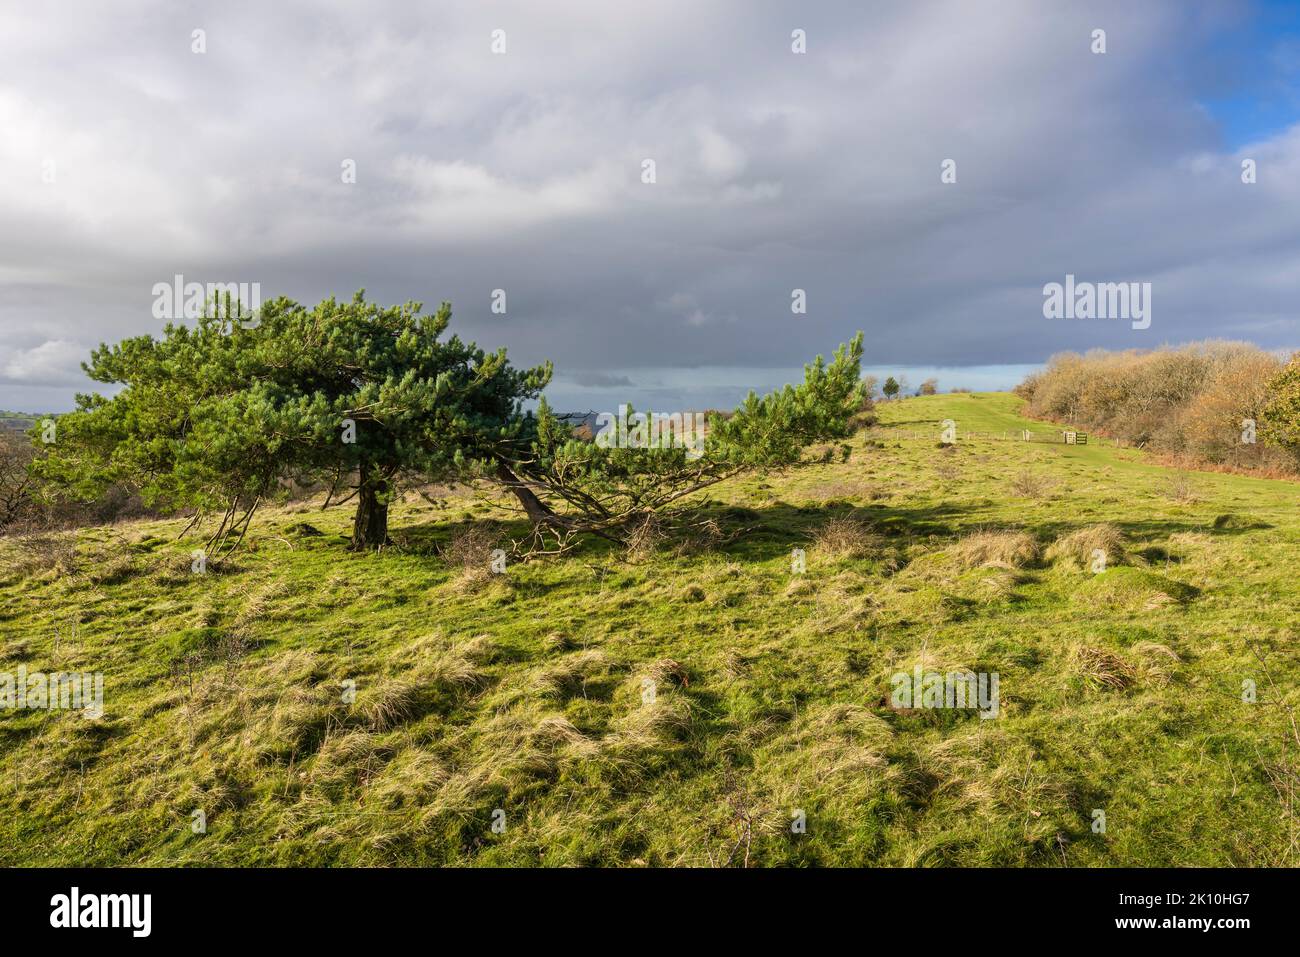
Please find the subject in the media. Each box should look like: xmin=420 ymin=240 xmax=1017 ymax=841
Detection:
xmin=356 ymin=470 xmax=1280 ymax=590
xmin=383 ymin=497 xmax=987 ymax=570
xmin=1028 ymin=515 xmax=1273 ymax=545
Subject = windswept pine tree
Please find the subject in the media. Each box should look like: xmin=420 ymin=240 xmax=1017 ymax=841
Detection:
xmin=36 ymin=291 xmax=865 ymax=557
xmin=35 ymin=293 xmax=551 ymax=553
xmin=494 ymin=333 xmax=866 ymax=552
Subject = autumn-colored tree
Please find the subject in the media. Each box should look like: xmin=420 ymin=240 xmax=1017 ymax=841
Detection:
xmin=1261 ymin=352 xmax=1300 ymax=460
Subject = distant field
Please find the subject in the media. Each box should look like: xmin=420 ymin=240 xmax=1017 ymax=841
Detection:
xmin=0 ymin=413 xmax=38 ymax=433
xmin=1 ymin=392 xmax=1296 ymax=866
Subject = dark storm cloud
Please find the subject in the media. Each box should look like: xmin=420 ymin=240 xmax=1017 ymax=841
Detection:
xmin=1 ymin=0 xmax=1297 ymax=412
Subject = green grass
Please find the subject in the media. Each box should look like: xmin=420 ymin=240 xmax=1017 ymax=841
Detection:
xmin=1 ymin=392 xmax=1297 ymax=866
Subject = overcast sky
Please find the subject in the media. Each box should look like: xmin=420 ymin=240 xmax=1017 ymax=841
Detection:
xmin=2 ymin=0 xmax=1298 ymax=413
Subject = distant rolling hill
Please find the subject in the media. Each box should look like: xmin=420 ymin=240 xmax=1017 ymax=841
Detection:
xmin=0 ymin=412 xmax=40 ymax=433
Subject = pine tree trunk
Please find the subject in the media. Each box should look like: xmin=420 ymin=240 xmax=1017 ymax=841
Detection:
xmin=351 ymin=462 xmax=390 ymax=550
xmin=495 ymin=461 xmax=557 ymax=527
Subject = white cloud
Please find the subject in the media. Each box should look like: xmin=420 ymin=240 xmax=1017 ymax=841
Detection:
xmin=0 ymin=340 xmax=87 ymax=385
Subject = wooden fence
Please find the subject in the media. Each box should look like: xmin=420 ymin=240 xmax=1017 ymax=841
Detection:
xmin=885 ymin=430 xmax=1124 ymax=446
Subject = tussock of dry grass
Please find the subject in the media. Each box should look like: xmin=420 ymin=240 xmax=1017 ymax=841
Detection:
xmin=784 ymin=577 xmax=816 ymax=598
xmin=361 ymin=681 xmax=421 ymax=731
xmin=542 ymin=631 xmax=573 ymax=652
xmin=368 ymin=749 xmax=450 ymax=810
xmin=252 ymin=684 xmax=346 ymax=763
xmin=1168 ymin=531 xmax=1213 ymax=551
xmin=1045 ymin=524 xmax=1126 ymax=569
xmin=773 ymin=703 xmax=892 ymax=780
xmin=637 ymin=658 xmax=689 ymax=689
xmin=613 ymin=694 xmax=694 ymax=741
xmin=1073 ymin=646 xmax=1137 ymax=692
xmin=910 ymin=731 xmax=1075 ymax=858
xmin=810 ymin=515 xmax=881 ymax=560
xmin=950 ymin=529 xmax=1039 ymax=569
xmin=0 ymin=637 xmax=33 ymax=661
xmin=260 ymin=648 xmax=331 ymax=684
xmin=419 ymin=651 xmax=489 ymax=696
xmin=235 ymin=579 xmax=291 ymax=627
xmin=946 ymin=565 xmax=1023 ymax=605
xmin=1131 ymin=641 xmax=1181 ymax=687
xmin=457 ymin=634 xmax=500 ymax=665
xmin=309 ymin=730 xmax=390 ymax=788
xmin=530 ymin=715 xmax=599 ymax=758
xmin=534 ymin=649 xmax=612 ymax=700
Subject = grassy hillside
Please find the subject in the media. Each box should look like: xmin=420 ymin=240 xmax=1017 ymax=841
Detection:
xmin=2 ymin=392 xmax=1297 ymax=866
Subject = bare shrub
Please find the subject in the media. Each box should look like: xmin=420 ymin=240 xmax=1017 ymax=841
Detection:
xmin=1009 ymin=469 xmax=1056 ymax=499
xmin=1164 ymin=472 xmax=1199 ymax=504
xmin=0 ymin=430 xmax=35 ymax=533
xmin=672 ymin=517 xmax=726 ymax=557
xmin=624 ymin=512 xmax=667 ymax=562
xmin=3 ymin=533 xmax=77 ymax=578
xmin=934 ymin=455 xmax=961 ymax=484
xmin=440 ymin=523 xmax=500 ymax=588
xmin=848 ymin=392 xmax=879 ymax=431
